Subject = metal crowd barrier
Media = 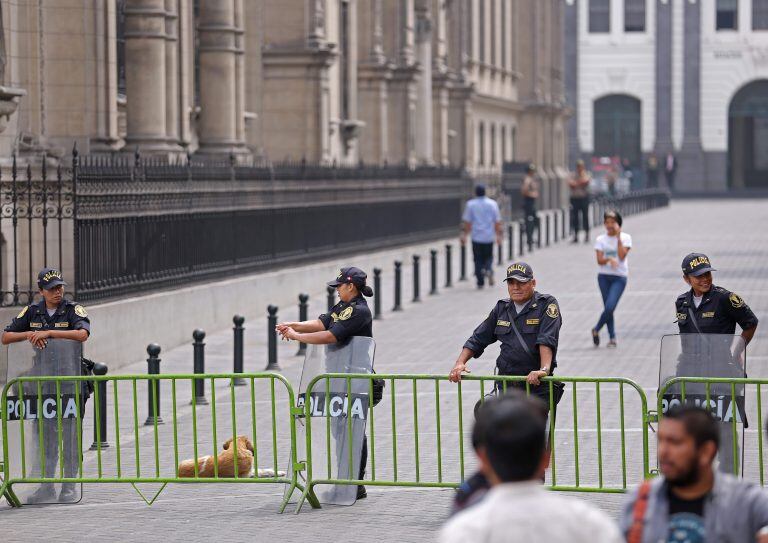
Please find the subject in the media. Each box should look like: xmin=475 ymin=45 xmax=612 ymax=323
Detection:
xmin=1 ymin=373 xmax=316 ymax=512
xmin=657 ymin=377 xmax=768 ymax=483
xmin=295 ymin=374 xmax=651 ymax=512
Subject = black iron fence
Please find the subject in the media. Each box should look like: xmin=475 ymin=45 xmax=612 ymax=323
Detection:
xmin=0 ymin=151 xmax=468 ymax=305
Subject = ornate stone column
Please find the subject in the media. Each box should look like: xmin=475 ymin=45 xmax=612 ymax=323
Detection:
xmin=414 ymin=0 xmax=433 ymax=164
xmin=196 ymin=0 xmax=250 ymax=157
xmin=124 ymin=0 xmax=181 ymax=153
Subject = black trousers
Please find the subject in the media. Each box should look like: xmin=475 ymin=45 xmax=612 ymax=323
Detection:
xmin=570 ymin=197 xmax=590 ymax=238
xmin=472 ymin=241 xmax=494 ymax=287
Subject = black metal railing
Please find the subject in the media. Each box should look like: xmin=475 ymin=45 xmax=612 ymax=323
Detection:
xmin=0 ymin=150 xmax=467 ymax=305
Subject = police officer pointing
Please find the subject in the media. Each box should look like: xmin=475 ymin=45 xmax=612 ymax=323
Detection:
xmin=449 ymin=262 xmax=562 ymax=409
xmin=1 ymin=268 xmax=91 ymax=504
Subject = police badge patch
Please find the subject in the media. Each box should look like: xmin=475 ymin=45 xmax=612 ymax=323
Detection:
xmin=729 ymin=293 xmax=744 ymax=309
xmin=546 ymin=303 xmax=559 ymax=318
xmin=74 ymin=305 xmax=88 ymax=318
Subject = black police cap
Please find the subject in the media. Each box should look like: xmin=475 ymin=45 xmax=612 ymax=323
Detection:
xmin=37 ymin=268 xmax=67 ymax=290
xmin=504 ymin=262 xmax=534 ymax=283
xmin=682 ymin=253 xmax=716 ymax=277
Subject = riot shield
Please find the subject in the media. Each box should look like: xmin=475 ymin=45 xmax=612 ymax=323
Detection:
xmin=659 ymin=334 xmax=746 ymax=475
xmin=1 ymin=339 xmax=85 ymax=504
xmin=293 ymin=336 xmax=375 ymax=506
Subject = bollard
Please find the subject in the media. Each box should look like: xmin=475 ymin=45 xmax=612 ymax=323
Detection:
xmin=393 ymin=260 xmax=403 ymax=311
xmin=518 ymin=220 xmax=525 ymax=256
xmin=90 ymin=362 xmax=109 ymax=450
xmin=507 ymin=223 xmax=514 ymax=260
xmin=412 ymin=255 xmax=421 ymax=302
xmin=561 ymin=208 xmax=567 ymax=239
xmin=326 ymin=285 xmax=335 ymax=312
xmin=445 ymin=244 xmax=453 ymax=287
xmin=233 ymin=315 xmax=246 ymax=385
xmin=553 ymin=212 xmax=559 ymax=243
xmin=459 ymin=243 xmax=467 ymax=281
xmin=266 ymin=305 xmax=281 ymax=371
xmin=429 ymin=249 xmax=438 ymax=295
xmin=144 ymin=344 xmax=164 ymax=425
xmin=373 ymin=268 xmax=382 ymax=319
xmin=296 ymin=294 xmax=309 ymax=356
xmin=191 ymin=329 xmax=208 ymax=405
xmin=545 ymin=214 xmax=551 ymax=247
xmin=536 ymin=213 xmax=543 ymax=249
xmin=497 ymin=238 xmax=503 ymax=265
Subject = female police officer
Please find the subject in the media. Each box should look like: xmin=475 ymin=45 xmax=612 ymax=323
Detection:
xmin=277 ymin=266 xmax=374 ymax=499
xmin=448 ymin=262 xmax=562 ymax=411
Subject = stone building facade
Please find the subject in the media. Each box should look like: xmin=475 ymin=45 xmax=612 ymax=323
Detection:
xmin=0 ymin=0 xmax=570 ymax=204
xmin=566 ymin=0 xmax=768 ymax=192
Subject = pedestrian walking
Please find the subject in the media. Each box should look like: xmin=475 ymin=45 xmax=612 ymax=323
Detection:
xmin=520 ymin=164 xmax=539 ymax=252
xmin=441 ymin=394 xmax=622 ymax=543
xmin=664 ymin=151 xmax=677 ymax=192
xmin=276 ymin=266 xmax=374 ymax=499
xmin=2 ymin=268 xmax=91 ymax=504
xmin=621 ymin=406 xmax=768 ymax=543
xmin=461 ymin=184 xmax=502 ymax=289
xmin=568 ymin=159 xmax=591 ymax=243
xmin=448 ymin=262 xmax=563 ymax=412
xmin=591 ymin=211 xmax=632 ymax=348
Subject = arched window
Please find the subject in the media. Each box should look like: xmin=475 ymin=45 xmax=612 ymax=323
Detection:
xmin=593 ymin=94 xmax=642 ymax=166
xmin=728 ymin=80 xmax=768 ymax=188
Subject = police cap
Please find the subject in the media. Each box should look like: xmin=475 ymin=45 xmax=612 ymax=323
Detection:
xmin=682 ymin=253 xmax=717 ymax=277
xmin=328 ymin=267 xmax=368 ymax=289
xmin=504 ymin=262 xmax=534 ymax=283
xmin=37 ymin=268 xmax=67 ymax=290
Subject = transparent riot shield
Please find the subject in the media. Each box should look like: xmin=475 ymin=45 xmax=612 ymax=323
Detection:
xmin=292 ymin=336 xmax=375 ymax=506
xmin=659 ymin=334 xmax=747 ymax=475
xmin=1 ymin=339 xmax=85 ymax=504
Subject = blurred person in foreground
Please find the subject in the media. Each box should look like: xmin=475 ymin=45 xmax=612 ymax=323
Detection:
xmin=621 ymin=406 xmax=768 ymax=543
xmin=440 ymin=394 xmax=622 ymax=543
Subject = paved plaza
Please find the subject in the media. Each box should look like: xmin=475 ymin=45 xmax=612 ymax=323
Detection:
xmin=2 ymin=199 xmax=767 ymax=541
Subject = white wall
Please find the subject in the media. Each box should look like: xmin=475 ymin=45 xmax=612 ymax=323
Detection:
xmin=577 ymin=0 xmax=656 ymax=153
xmin=700 ymin=0 xmax=768 ymax=152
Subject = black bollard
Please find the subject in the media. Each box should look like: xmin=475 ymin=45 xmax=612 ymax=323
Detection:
xmin=536 ymin=213 xmax=543 ymax=249
xmin=373 ymin=267 xmax=382 ymax=319
xmin=233 ymin=315 xmax=246 ymax=385
xmin=90 ymin=362 xmax=109 ymax=450
xmin=296 ymin=294 xmax=309 ymax=356
xmin=553 ymin=212 xmax=559 ymax=243
xmin=266 ymin=305 xmax=281 ymax=371
xmin=545 ymin=214 xmax=551 ymax=247
xmin=429 ymin=249 xmax=438 ymax=295
xmin=445 ymin=244 xmax=453 ymax=287
xmin=144 ymin=344 xmax=164 ymax=425
xmin=507 ymin=223 xmax=514 ymax=260
xmin=459 ymin=243 xmax=467 ymax=281
xmin=518 ymin=220 xmax=525 ymax=256
xmin=497 ymin=238 xmax=503 ymax=265
xmin=393 ymin=261 xmax=403 ymax=311
xmin=191 ymin=329 xmax=208 ymax=405
xmin=326 ymin=286 xmax=335 ymax=312
xmin=561 ymin=208 xmax=567 ymax=239
xmin=412 ymin=255 xmax=421 ymax=302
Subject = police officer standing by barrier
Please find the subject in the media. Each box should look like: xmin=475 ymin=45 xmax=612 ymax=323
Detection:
xmin=1 ymin=268 xmax=91 ymax=503
xmin=674 ymin=253 xmax=758 ymax=473
xmin=277 ymin=267 xmax=375 ymax=500
xmin=448 ymin=263 xmax=563 ymax=412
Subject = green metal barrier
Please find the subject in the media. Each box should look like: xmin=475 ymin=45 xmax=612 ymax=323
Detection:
xmin=658 ymin=377 xmax=767 ymax=483
xmin=295 ymin=373 xmax=651 ymax=512
xmin=0 ymin=373 xmax=318 ymax=511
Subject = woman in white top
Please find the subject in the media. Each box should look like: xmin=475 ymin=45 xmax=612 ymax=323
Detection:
xmin=591 ymin=211 xmax=632 ymax=348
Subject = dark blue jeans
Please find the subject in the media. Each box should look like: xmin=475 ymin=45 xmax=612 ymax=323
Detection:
xmin=595 ymin=273 xmax=627 ymax=339
xmin=472 ymin=241 xmax=494 ymax=286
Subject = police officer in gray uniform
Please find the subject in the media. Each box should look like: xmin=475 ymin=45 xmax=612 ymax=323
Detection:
xmin=449 ymin=262 xmax=562 ymax=411
xmin=2 ymin=268 xmax=91 ymax=503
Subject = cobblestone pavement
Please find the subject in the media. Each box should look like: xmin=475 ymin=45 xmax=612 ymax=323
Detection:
xmin=2 ymin=200 xmax=767 ymax=541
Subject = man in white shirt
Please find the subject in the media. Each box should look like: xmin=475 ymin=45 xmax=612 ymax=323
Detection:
xmin=461 ymin=184 xmax=502 ymax=289
xmin=439 ymin=395 xmax=622 ymax=543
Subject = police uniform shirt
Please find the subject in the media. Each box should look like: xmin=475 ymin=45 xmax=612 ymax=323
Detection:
xmin=463 ymin=292 xmax=562 ymax=376
xmin=675 ymin=286 xmax=758 ymax=335
xmin=319 ymin=295 xmax=372 ymax=343
xmin=4 ymin=300 xmax=91 ymax=336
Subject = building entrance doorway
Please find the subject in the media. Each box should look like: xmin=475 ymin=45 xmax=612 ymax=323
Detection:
xmin=729 ymin=80 xmax=768 ymax=189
